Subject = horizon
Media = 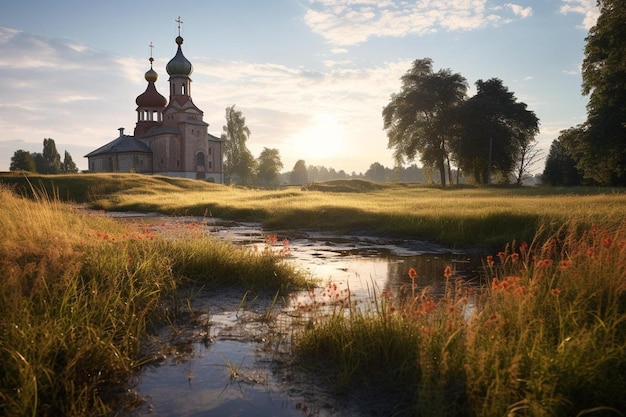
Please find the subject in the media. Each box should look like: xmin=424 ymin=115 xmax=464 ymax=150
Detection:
xmin=0 ymin=1 xmax=598 ymax=175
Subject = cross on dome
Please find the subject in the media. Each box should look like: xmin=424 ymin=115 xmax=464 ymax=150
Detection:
xmin=175 ymin=16 xmax=183 ymax=36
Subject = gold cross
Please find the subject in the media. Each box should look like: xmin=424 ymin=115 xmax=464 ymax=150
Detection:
xmin=175 ymin=16 xmax=183 ymax=36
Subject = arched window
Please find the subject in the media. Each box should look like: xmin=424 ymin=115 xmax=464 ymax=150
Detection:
xmin=196 ymin=152 xmax=205 ymax=166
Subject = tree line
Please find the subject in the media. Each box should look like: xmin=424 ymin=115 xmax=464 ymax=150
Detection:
xmin=10 ymin=138 xmax=78 ymax=174
xmin=542 ymin=0 xmax=625 ymax=186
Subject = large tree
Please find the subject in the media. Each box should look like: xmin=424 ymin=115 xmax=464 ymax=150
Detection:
xmin=41 ymin=138 xmax=61 ymax=174
xmin=383 ymin=58 xmax=467 ymax=186
xmin=542 ymin=134 xmax=584 ymax=186
xmin=61 ymin=150 xmax=79 ymax=173
xmin=9 ymin=150 xmax=36 ymax=172
xmin=221 ymin=105 xmax=256 ymax=184
xmin=453 ymin=78 xmax=539 ymax=185
xmin=256 ymin=147 xmax=283 ymax=186
xmin=562 ymin=0 xmax=626 ymax=185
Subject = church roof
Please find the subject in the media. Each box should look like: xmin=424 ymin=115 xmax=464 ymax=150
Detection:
xmin=84 ymin=134 xmax=152 ymax=157
xmin=208 ymin=133 xmax=224 ymax=142
xmin=166 ymin=36 xmax=193 ymax=77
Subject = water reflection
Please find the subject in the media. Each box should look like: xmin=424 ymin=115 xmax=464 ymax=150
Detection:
xmin=119 ymin=216 xmax=483 ymax=416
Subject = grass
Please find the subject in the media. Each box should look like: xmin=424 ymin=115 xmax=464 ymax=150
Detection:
xmin=2 ymin=173 xmax=625 ymax=249
xmin=0 ymin=184 xmax=310 ymax=417
xmin=292 ymin=221 xmax=626 ymax=416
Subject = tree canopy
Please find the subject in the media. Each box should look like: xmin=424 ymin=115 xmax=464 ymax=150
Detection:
xmin=256 ymin=147 xmax=283 ymax=186
xmin=561 ymin=0 xmax=626 ymax=185
xmin=290 ymin=160 xmax=308 ymax=185
xmin=453 ymin=78 xmax=539 ymax=184
xmin=221 ymin=105 xmax=256 ymax=184
xmin=383 ymin=58 xmax=468 ymax=186
xmin=9 ymin=150 xmax=36 ymax=172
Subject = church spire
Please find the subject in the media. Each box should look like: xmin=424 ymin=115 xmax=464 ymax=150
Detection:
xmin=134 ymin=42 xmax=166 ymax=136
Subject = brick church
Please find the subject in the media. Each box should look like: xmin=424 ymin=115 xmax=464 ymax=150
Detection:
xmin=85 ymin=22 xmax=224 ymax=182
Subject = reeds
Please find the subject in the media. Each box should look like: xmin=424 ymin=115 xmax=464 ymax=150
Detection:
xmin=0 ymin=184 xmax=309 ymax=416
xmin=293 ymin=221 xmax=626 ymax=416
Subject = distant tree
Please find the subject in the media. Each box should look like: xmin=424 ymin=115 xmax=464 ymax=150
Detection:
xmin=542 ymin=134 xmax=585 ymax=186
xmin=221 ymin=105 xmax=256 ymax=184
xmin=32 ymin=153 xmax=47 ymax=174
xmin=383 ymin=58 xmax=468 ymax=186
xmin=562 ymin=0 xmax=626 ymax=185
xmin=9 ymin=149 xmax=36 ymax=172
xmin=513 ymin=140 xmax=543 ymax=185
xmin=365 ymin=162 xmax=387 ymax=182
xmin=61 ymin=151 xmax=79 ymax=173
xmin=41 ymin=138 xmax=61 ymax=174
xmin=256 ymin=147 xmax=283 ymax=186
xmin=290 ymin=160 xmax=308 ymax=185
xmin=453 ymin=78 xmax=539 ymax=185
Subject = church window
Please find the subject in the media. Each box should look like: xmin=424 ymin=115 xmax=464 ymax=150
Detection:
xmin=208 ymin=148 xmax=212 ymax=156
xmin=208 ymin=161 xmax=213 ymax=169
xmin=196 ymin=152 xmax=205 ymax=166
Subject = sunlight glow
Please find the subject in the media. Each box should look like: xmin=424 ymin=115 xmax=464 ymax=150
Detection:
xmin=292 ymin=114 xmax=346 ymax=160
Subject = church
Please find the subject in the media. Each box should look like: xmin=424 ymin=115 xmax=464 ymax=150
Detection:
xmin=85 ymin=23 xmax=224 ymax=182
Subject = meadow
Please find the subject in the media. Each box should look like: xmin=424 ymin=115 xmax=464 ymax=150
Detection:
xmin=0 ymin=182 xmax=309 ymax=416
xmin=2 ymin=173 xmax=625 ymax=249
xmin=1 ymin=173 xmax=625 ymax=416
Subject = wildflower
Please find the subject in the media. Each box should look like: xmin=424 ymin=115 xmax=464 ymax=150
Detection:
xmin=603 ymin=236 xmax=613 ymax=247
xmin=486 ymin=255 xmax=495 ymax=267
xmin=559 ymin=259 xmax=572 ymax=270
xmin=443 ymin=265 xmax=453 ymax=279
xmin=510 ymin=253 xmax=520 ymax=263
xmin=551 ymin=288 xmax=561 ymax=296
xmin=408 ymin=268 xmax=418 ymax=280
xmin=519 ymin=241 xmax=529 ymax=253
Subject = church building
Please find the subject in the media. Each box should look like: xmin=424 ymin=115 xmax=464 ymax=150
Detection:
xmin=85 ymin=25 xmax=224 ymax=182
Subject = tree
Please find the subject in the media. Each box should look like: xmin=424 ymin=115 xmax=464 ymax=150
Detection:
xmin=365 ymin=162 xmax=387 ymax=182
xmin=542 ymin=133 xmax=585 ymax=186
xmin=9 ymin=150 xmax=36 ymax=172
xmin=256 ymin=147 xmax=283 ymax=186
xmin=221 ymin=105 xmax=256 ymax=184
xmin=563 ymin=0 xmax=626 ymax=185
xmin=290 ymin=160 xmax=308 ymax=185
xmin=61 ymin=150 xmax=79 ymax=173
xmin=41 ymin=138 xmax=61 ymax=174
xmin=383 ymin=58 xmax=468 ymax=186
xmin=513 ymin=139 xmax=543 ymax=185
xmin=453 ymin=79 xmax=539 ymax=185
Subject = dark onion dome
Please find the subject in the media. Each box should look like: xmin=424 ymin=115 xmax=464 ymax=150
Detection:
xmin=136 ymin=58 xmax=167 ymax=107
xmin=166 ymin=36 xmax=193 ymax=77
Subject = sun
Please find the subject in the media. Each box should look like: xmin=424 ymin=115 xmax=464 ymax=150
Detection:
xmin=292 ymin=114 xmax=346 ymax=160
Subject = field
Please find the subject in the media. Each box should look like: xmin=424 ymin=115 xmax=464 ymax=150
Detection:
xmin=1 ymin=173 xmax=625 ymax=416
xmin=2 ymin=173 xmax=625 ymax=249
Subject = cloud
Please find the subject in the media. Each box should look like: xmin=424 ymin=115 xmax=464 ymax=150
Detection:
xmin=303 ymin=0 xmax=533 ymax=45
xmin=0 ymin=26 xmax=409 ymax=172
xmin=560 ymin=0 xmax=600 ymax=29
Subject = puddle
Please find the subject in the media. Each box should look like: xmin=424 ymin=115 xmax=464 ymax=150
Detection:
xmin=115 ymin=214 xmax=483 ymax=416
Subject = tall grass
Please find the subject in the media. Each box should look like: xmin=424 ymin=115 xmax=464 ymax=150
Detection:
xmin=0 ymin=184 xmax=309 ymax=416
xmin=3 ymin=174 xmax=626 ymax=249
xmin=293 ymin=221 xmax=626 ymax=416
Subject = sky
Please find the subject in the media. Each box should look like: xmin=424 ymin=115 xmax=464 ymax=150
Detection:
xmin=0 ymin=0 xmax=600 ymax=175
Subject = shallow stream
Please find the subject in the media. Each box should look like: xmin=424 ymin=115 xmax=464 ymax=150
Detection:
xmin=115 ymin=214 xmax=484 ymax=416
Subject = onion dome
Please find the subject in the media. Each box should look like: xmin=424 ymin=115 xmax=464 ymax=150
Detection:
xmin=145 ymin=57 xmax=158 ymax=83
xmin=166 ymin=36 xmax=193 ymax=77
xmin=136 ymin=57 xmax=167 ymax=108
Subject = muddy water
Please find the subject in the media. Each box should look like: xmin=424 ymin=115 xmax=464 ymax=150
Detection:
xmin=118 ymin=215 xmax=483 ymax=417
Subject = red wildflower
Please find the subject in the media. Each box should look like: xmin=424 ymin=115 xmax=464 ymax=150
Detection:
xmin=443 ymin=265 xmax=453 ymax=279
xmin=408 ymin=268 xmax=418 ymax=280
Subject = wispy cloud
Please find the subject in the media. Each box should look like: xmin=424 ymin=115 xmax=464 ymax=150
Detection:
xmin=0 ymin=26 xmax=410 ymax=171
xmin=560 ymin=0 xmax=600 ymax=29
xmin=303 ymin=0 xmax=534 ymax=45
